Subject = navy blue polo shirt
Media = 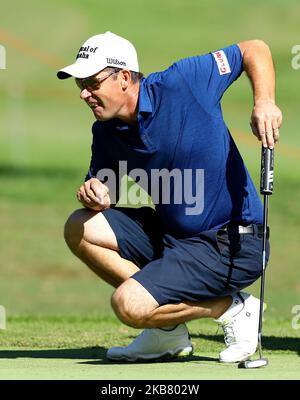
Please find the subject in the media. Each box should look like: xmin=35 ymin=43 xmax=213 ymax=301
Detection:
xmin=86 ymin=44 xmax=263 ymax=238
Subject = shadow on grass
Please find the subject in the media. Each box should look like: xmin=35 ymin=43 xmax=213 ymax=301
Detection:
xmin=191 ymin=334 xmax=300 ymax=355
xmin=1 ymin=336 xmax=299 ymax=364
xmin=0 ymin=347 xmax=102 ymax=360
xmin=80 ymin=354 xmax=218 ymax=366
xmin=0 ymin=347 xmax=217 ymax=364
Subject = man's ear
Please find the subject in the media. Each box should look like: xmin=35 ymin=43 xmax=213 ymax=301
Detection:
xmin=120 ymin=69 xmax=131 ymax=90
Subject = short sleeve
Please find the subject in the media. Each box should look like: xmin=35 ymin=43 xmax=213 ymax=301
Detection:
xmin=174 ymin=44 xmax=243 ymax=112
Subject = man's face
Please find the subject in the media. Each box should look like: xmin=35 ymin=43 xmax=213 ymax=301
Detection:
xmin=76 ymin=69 xmax=124 ymax=121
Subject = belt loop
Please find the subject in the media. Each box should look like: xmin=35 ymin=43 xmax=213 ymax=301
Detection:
xmin=253 ymin=224 xmax=258 ymax=237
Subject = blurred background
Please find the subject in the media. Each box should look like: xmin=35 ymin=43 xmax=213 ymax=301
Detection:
xmin=0 ymin=0 xmax=299 ymax=319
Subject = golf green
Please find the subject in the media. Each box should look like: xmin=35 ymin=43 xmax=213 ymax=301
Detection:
xmin=0 ymin=316 xmax=299 ymax=380
xmin=0 ymin=349 xmax=298 ymax=380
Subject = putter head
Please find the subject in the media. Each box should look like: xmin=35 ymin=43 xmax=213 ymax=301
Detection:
xmin=238 ymin=358 xmax=268 ymax=369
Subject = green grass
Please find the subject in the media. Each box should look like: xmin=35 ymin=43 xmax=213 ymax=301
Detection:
xmin=0 ymin=316 xmax=299 ymax=380
xmin=0 ymin=0 xmax=300 ymax=379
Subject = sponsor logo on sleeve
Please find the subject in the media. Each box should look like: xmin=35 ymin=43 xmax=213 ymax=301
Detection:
xmin=212 ymin=50 xmax=231 ymax=75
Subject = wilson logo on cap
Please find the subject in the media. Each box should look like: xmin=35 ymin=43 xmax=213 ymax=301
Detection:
xmin=106 ymin=58 xmax=126 ymax=66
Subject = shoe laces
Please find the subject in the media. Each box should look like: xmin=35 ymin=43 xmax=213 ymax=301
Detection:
xmin=221 ymin=319 xmax=238 ymax=346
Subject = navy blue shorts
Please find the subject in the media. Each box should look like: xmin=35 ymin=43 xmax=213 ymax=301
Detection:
xmin=102 ymin=207 xmax=270 ymax=306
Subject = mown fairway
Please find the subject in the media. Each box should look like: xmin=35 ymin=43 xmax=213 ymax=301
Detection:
xmin=0 ymin=316 xmax=299 ymax=380
xmin=0 ymin=0 xmax=299 ymax=380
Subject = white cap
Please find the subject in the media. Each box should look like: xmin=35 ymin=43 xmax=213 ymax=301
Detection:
xmin=57 ymin=31 xmax=139 ymax=79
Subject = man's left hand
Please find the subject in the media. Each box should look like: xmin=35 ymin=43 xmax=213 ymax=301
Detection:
xmin=250 ymin=100 xmax=282 ymax=148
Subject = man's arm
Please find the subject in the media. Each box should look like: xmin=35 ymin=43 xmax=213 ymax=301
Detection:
xmin=238 ymin=40 xmax=282 ymax=148
xmin=77 ymin=122 xmax=121 ymax=211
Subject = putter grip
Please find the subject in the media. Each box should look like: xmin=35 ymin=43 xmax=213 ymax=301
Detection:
xmin=260 ymin=147 xmax=274 ymax=195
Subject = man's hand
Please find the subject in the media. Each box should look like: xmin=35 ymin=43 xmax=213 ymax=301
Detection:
xmin=77 ymin=178 xmax=111 ymax=211
xmin=250 ymin=100 xmax=282 ymax=148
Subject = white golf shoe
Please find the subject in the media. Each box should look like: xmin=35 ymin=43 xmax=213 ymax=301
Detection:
xmin=106 ymin=323 xmax=193 ymax=362
xmin=216 ymin=292 xmax=263 ymax=363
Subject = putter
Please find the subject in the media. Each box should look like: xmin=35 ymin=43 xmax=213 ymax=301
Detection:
xmin=238 ymin=146 xmax=274 ymax=369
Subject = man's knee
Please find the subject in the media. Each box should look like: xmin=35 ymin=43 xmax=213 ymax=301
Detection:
xmin=64 ymin=208 xmax=93 ymax=253
xmin=111 ymin=288 xmax=144 ymax=328
xmin=64 ymin=208 xmax=119 ymax=254
xmin=111 ymin=278 xmax=159 ymax=328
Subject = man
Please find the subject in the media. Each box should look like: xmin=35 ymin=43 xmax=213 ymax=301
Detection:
xmin=58 ymin=31 xmax=282 ymax=363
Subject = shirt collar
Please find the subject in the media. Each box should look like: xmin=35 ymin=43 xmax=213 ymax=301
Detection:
xmin=138 ymin=78 xmax=153 ymax=115
xmin=112 ymin=78 xmax=152 ymax=131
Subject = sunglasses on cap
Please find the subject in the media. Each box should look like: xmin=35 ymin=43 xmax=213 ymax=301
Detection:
xmin=75 ymin=69 xmax=119 ymax=91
